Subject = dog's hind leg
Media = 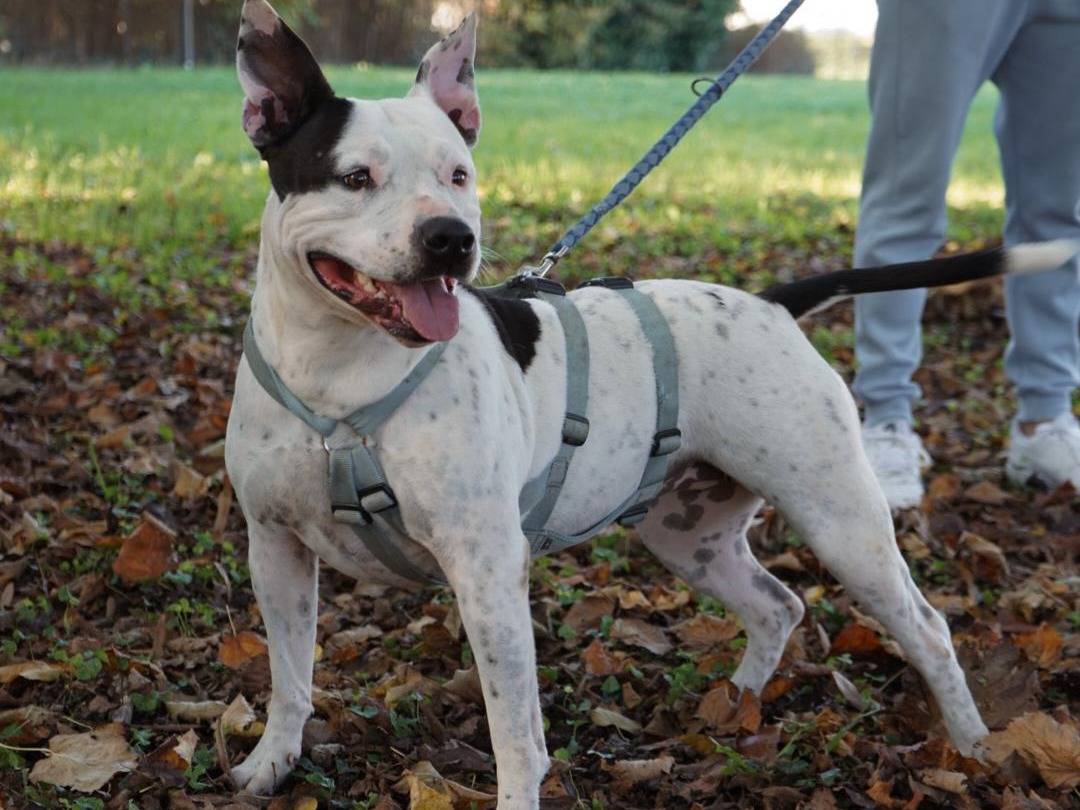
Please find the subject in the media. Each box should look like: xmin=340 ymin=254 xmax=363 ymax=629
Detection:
xmin=231 ymin=522 xmax=318 ymax=795
xmin=638 ymin=463 xmax=804 ymax=694
xmin=780 ymin=479 xmax=989 ymax=754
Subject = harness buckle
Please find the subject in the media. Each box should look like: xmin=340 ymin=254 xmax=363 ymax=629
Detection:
xmin=577 ymin=276 xmax=634 ymax=290
xmin=651 ymin=428 xmax=682 ymax=457
xmin=562 ymin=413 xmax=590 ymax=447
xmin=331 ymin=483 xmax=397 ymax=527
xmin=357 ymin=483 xmax=398 ymax=516
xmin=331 ymin=504 xmax=371 ymax=527
xmin=617 ymin=504 xmax=649 ymax=527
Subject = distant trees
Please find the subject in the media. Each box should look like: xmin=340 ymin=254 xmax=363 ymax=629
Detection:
xmin=0 ymin=0 xmax=814 ymax=74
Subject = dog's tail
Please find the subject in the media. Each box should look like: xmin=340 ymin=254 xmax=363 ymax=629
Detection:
xmin=759 ymin=239 xmax=1080 ymax=319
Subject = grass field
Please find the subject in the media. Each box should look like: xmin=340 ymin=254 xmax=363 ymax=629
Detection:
xmin=1 ymin=68 xmax=1004 ymax=289
xmin=7 ymin=69 xmax=1078 ymax=810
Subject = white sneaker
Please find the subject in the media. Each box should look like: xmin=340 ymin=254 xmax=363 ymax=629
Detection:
xmin=861 ymin=421 xmax=931 ymax=511
xmin=1005 ymin=412 xmax=1080 ymax=490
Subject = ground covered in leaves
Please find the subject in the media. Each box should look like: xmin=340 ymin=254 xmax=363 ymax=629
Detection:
xmin=0 ymin=62 xmax=1077 ymax=810
xmin=1 ymin=228 xmax=1077 ymax=810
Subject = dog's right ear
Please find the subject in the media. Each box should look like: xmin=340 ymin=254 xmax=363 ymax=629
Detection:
xmin=236 ymin=0 xmax=334 ymax=150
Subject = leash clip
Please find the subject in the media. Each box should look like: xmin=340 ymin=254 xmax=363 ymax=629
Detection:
xmin=518 ymin=245 xmax=569 ymax=279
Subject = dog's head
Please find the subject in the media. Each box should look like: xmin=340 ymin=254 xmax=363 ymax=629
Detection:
xmin=237 ymin=0 xmax=482 ymax=344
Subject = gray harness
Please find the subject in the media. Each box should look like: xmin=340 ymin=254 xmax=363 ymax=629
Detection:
xmin=242 ymin=276 xmax=681 ymax=584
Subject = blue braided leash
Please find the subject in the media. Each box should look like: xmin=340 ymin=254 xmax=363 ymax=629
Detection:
xmin=521 ymin=0 xmax=807 ymax=278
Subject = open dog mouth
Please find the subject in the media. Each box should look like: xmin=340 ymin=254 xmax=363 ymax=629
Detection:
xmin=307 ymin=252 xmax=460 ymax=343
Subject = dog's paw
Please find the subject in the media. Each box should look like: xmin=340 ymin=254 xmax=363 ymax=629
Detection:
xmin=230 ymin=740 xmax=300 ymax=796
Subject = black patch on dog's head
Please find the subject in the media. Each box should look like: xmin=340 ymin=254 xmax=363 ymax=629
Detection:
xmin=467 ymin=287 xmax=542 ymax=372
xmin=261 ymin=97 xmax=354 ymax=199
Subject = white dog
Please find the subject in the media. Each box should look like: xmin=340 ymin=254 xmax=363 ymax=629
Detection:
xmin=223 ymin=2 xmax=1078 ymax=805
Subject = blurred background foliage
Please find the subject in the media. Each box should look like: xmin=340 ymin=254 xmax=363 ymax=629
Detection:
xmin=0 ymin=0 xmax=816 ymax=73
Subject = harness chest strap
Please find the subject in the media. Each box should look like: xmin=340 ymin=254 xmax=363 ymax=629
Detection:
xmin=242 ymin=321 xmax=447 ymax=584
xmin=240 ymin=278 xmax=681 ymax=584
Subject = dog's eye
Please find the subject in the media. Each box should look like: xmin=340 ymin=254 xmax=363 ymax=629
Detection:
xmin=341 ymin=168 xmax=372 ymax=190
xmin=451 ymin=167 xmax=468 ymax=187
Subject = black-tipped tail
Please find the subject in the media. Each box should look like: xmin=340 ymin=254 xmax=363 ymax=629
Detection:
xmin=760 ymin=248 xmax=1007 ymax=319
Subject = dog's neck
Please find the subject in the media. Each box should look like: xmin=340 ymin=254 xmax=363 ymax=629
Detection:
xmin=249 ymin=234 xmax=426 ymax=421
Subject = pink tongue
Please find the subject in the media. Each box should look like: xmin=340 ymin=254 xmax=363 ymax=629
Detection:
xmin=390 ymin=278 xmax=460 ymax=342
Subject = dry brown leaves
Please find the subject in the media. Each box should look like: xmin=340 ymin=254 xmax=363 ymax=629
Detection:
xmin=28 ymin=723 xmax=137 ymax=792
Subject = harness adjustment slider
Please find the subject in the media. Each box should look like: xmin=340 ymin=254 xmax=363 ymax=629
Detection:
xmin=562 ymin=413 xmax=590 ymax=447
xmin=617 ymin=504 xmax=649 ymax=527
xmin=578 ymin=276 xmax=635 ymax=291
xmin=651 ymin=427 xmax=682 ymax=457
xmin=358 ymin=483 xmax=398 ymax=515
xmin=511 ymin=275 xmax=567 ymax=297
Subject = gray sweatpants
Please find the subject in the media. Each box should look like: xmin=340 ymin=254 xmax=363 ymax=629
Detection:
xmin=854 ymin=0 xmax=1080 ymax=427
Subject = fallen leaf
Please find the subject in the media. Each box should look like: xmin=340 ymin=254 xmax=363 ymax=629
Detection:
xmin=325 ymin=624 xmax=382 ymax=664
xmin=581 ymin=638 xmax=621 ymax=676
xmin=918 ymin=767 xmax=966 ymax=794
xmin=29 ymin=723 xmax=137 ymax=792
xmin=697 ymin=683 xmax=761 ymax=734
xmin=172 ymin=462 xmax=210 ymax=499
xmin=164 ymin=699 xmax=228 ymax=722
xmin=112 ymin=513 xmax=176 ymax=584
xmin=963 ymin=480 xmax=1011 ymax=505
xmin=983 ymin=711 xmax=1080 ymax=789
xmin=590 ymin=705 xmax=641 ymax=733
xmin=830 ymin=622 xmax=883 ymax=655
xmin=1013 ymin=624 xmax=1063 ymax=669
xmin=0 ymin=705 xmax=55 ymax=744
xmin=958 ymin=530 xmax=1010 ymax=584
xmin=561 ymin=594 xmax=613 ymax=635
xmin=673 ymin=613 xmax=740 ymax=650
xmin=831 ymin=670 xmax=868 ymax=711
xmin=141 ymin=729 xmax=197 ymax=784
xmin=602 ymin=755 xmax=674 ymax=793
xmin=394 ymin=760 xmax=494 ymax=808
xmin=0 ymin=660 xmax=66 ymax=685
xmin=610 ymin=618 xmax=672 ymax=656
xmin=218 ymin=630 xmax=268 ymax=669
xmin=219 ymin=694 xmax=262 ymax=737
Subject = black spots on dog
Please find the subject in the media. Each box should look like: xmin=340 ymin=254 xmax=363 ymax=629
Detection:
xmin=693 ymin=548 xmax=716 ymax=565
xmin=261 ymin=429 xmax=273 ymax=441
xmin=415 ymin=59 xmax=430 ymax=83
xmin=919 ymin=603 xmax=937 ymax=621
xmin=456 ymin=58 xmax=474 ymax=85
xmin=662 ymin=503 xmax=705 ymax=532
xmin=467 ymin=287 xmax=542 ymax=372
xmin=752 ymin=571 xmax=790 ymax=606
xmin=705 ymin=290 xmax=725 ymax=309
xmin=714 ymin=322 xmax=729 ymax=340
xmin=446 ymin=108 xmax=478 ymax=146
xmin=263 ymin=97 xmax=354 ymax=200
xmin=823 ymin=396 xmax=850 ymax=433
xmin=298 ymin=595 xmax=312 ymax=616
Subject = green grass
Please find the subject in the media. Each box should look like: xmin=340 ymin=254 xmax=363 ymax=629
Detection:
xmin=0 ymin=67 xmax=1004 ymax=289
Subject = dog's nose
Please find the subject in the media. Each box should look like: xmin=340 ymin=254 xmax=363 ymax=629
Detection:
xmin=418 ymin=217 xmax=476 ymax=260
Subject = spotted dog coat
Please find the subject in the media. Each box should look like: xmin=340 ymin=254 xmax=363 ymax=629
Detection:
xmin=224 ymin=1 xmax=1080 ymax=805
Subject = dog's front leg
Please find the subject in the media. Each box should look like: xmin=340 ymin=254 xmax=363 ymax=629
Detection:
xmin=438 ymin=531 xmax=547 ymax=809
xmin=231 ymin=523 xmax=317 ymax=795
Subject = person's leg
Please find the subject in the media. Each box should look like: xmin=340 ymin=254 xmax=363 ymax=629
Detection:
xmin=854 ymin=0 xmax=1026 ymax=427
xmin=993 ymin=5 xmax=1080 ymax=488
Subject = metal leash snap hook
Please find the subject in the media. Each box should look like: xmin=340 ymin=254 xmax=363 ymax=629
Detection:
xmin=518 ymin=245 xmax=569 ymax=279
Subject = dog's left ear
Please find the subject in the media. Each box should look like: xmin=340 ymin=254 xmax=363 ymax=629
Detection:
xmin=236 ymin=0 xmax=334 ymax=150
xmin=409 ymin=14 xmax=481 ymax=147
